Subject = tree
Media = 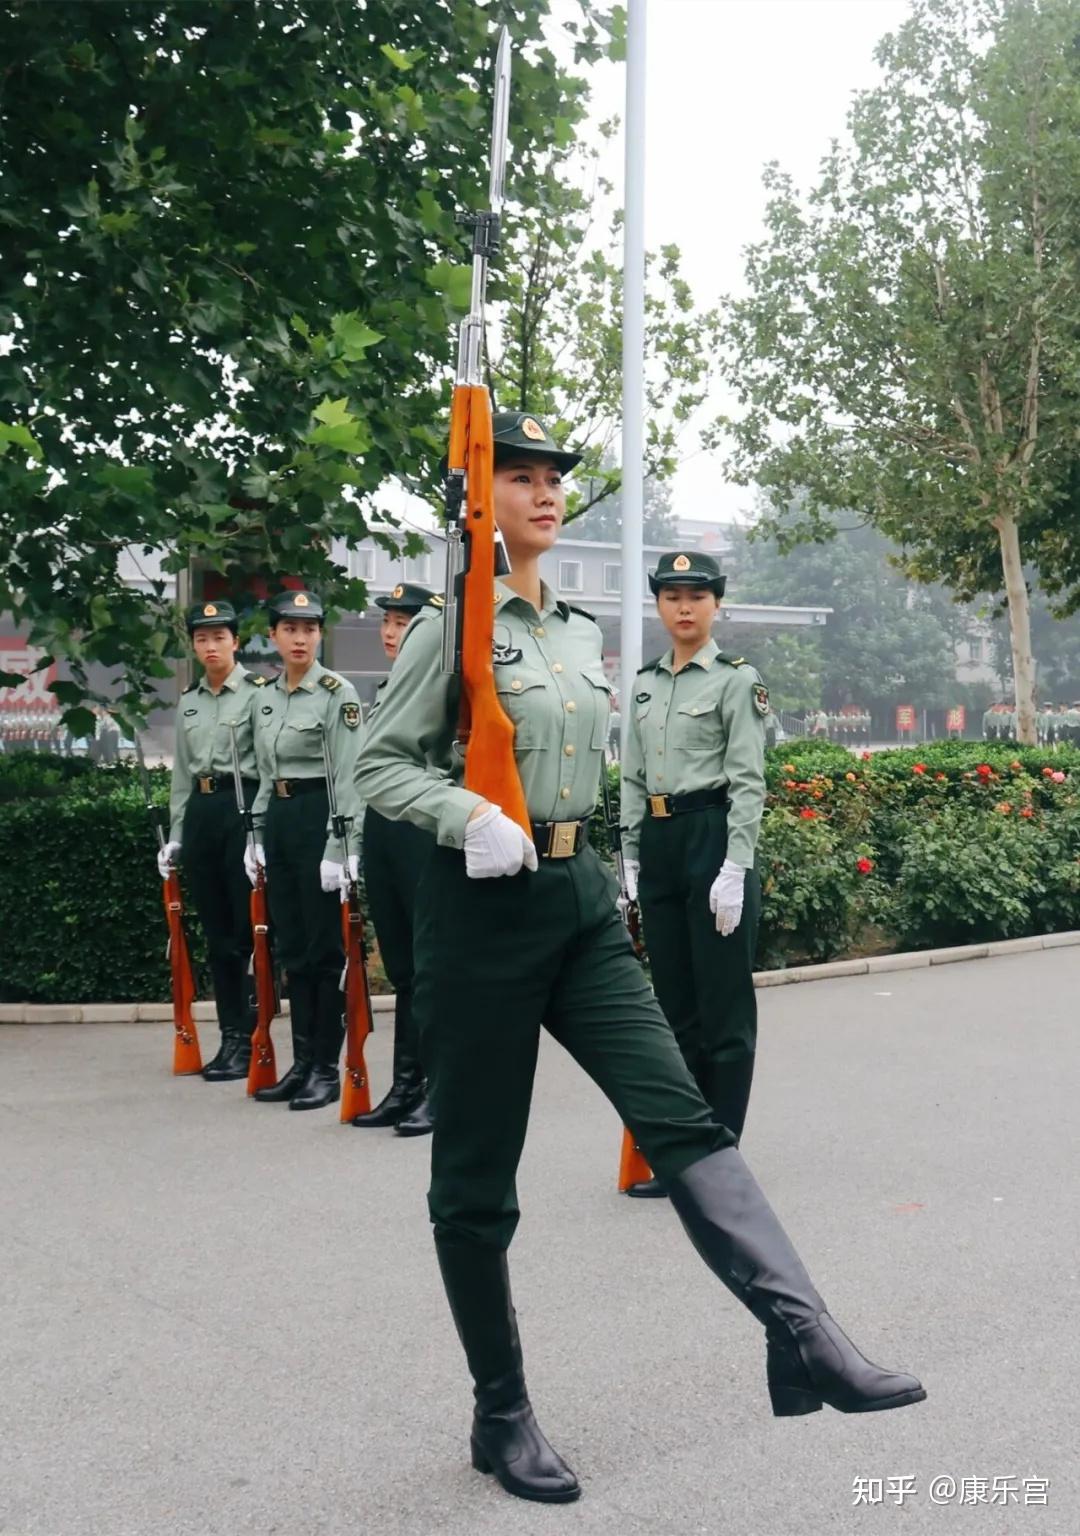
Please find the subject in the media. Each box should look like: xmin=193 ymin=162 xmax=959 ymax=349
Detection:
xmin=489 ymin=134 xmax=724 ymax=523
xmin=986 ymin=583 xmax=1080 ymax=702
xmin=568 ymin=453 xmax=675 ymax=543
xmin=729 ymin=512 xmax=958 ymax=710
xmin=718 ymin=0 xmax=1080 ymax=744
xmin=0 ymin=0 xmax=613 ymax=730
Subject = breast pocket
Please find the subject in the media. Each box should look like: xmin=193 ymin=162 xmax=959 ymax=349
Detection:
xmin=674 ymin=701 xmax=721 ymax=754
xmin=494 ymin=670 xmax=551 ymax=750
xmin=282 ymin=720 xmax=325 ymax=769
xmin=580 ymin=664 xmax=615 ymax=750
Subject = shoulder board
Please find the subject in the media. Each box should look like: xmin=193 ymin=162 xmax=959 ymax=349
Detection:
xmin=717 ymin=654 xmax=747 ymax=667
xmin=182 ymin=681 xmax=199 ymax=694
xmin=250 ymin=675 xmax=267 ymax=687
xmin=636 ymin=658 xmax=660 ymax=674
xmin=319 ymin=674 xmax=342 ymax=692
xmin=568 ymin=604 xmax=598 ymax=625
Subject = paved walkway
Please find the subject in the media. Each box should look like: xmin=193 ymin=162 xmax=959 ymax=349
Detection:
xmin=2 ymin=949 xmax=1077 ymax=1536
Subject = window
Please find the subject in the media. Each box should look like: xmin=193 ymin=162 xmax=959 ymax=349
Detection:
xmin=558 ymin=560 xmax=584 ymax=593
xmin=603 ymin=563 xmax=621 ymax=594
xmin=348 ymin=547 xmax=375 ymax=582
xmin=404 ymin=554 xmax=431 ymax=584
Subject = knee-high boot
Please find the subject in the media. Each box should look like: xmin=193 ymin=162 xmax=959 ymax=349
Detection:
xmin=434 ymin=1237 xmax=580 ymax=1504
xmin=291 ymin=974 xmax=344 ymax=1110
xmin=351 ymin=989 xmax=423 ymax=1127
xmin=253 ymin=972 xmax=315 ymax=1102
xmin=202 ymin=956 xmax=252 ymax=1081
xmin=667 ymin=1148 xmax=926 ymax=1416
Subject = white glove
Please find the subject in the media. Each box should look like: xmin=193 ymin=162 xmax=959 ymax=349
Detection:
xmin=243 ymin=841 xmax=266 ymax=888
xmin=623 ymin=858 xmax=640 ymax=903
xmin=338 ymin=853 xmax=360 ymax=899
xmin=708 ymin=859 xmax=745 ymax=937
xmin=464 ymin=804 xmax=539 ymax=879
xmin=320 ymin=858 xmax=345 ymax=893
xmin=157 ymin=840 xmax=181 ymax=879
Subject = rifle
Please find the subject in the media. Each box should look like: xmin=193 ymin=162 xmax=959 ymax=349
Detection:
xmin=135 ymin=738 xmax=202 ymax=1075
xmin=440 ymin=28 xmax=530 ymax=834
xmin=598 ymin=747 xmax=654 ymax=1192
xmin=320 ymin=726 xmax=373 ymax=1123
xmin=228 ymin=723 xmax=278 ymax=1095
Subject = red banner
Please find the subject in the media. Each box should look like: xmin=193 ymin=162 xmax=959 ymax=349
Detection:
xmin=946 ymin=706 xmax=966 ymax=732
xmin=895 ymin=704 xmax=916 ymax=731
xmin=0 ymin=639 xmax=60 ymax=713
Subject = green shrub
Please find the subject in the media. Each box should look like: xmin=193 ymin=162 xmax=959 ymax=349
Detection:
xmin=756 ymin=806 xmax=874 ymax=968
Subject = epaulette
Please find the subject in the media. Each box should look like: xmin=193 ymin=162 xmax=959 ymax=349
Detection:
xmin=182 ymin=681 xmax=199 ymax=694
xmin=636 ymin=658 xmax=660 ymax=674
xmin=250 ymin=675 xmax=267 ymax=687
xmin=319 ymin=674 xmax=343 ymax=692
xmin=568 ymin=604 xmax=598 ymax=625
xmin=717 ymin=654 xmax=747 ymax=667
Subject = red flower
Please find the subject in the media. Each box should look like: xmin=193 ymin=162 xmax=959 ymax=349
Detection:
xmin=1042 ymin=766 xmax=1054 ymax=778
xmin=860 ymin=750 xmax=871 ymax=761
xmin=935 ymin=772 xmax=947 ymax=782
xmin=799 ymin=807 xmax=819 ymax=820
xmin=1010 ymin=760 xmax=1022 ymax=772
xmin=1020 ymin=807 xmax=1034 ymax=819
xmin=912 ymin=763 xmax=927 ymax=775
xmin=856 ymin=857 xmax=874 ymax=874
xmin=976 ymin=764 xmax=993 ymax=779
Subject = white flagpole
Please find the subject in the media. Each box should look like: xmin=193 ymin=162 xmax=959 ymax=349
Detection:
xmin=619 ymin=0 xmax=647 ymax=748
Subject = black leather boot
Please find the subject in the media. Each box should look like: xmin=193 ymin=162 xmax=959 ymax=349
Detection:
xmin=352 ymin=1025 xmax=423 ymax=1128
xmin=667 ymin=1148 xmax=926 ymax=1416
xmin=290 ymin=975 xmax=343 ymax=1111
xmin=202 ymin=1034 xmax=251 ymax=1082
xmin=395 ymin=1092 xmax=433 ymax=1137
xmin=254 ymin=974 xmax=314 ymax=1103
xmin=435 ymin=1238 xmax=580 ymax=1504
xmin=625 ymin=1176 xmax=666 ymax=1199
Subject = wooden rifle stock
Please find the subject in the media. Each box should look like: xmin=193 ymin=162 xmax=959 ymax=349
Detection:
xmin=450 ymin=383 xmax=530 ymax=837
xmin=246 ymin=872 xmax=278 ymax=1095
xmin=339 ymin=889 xmax=373 ymax=1122
xmin=162 ymin=870 xmax=202 ymax=1075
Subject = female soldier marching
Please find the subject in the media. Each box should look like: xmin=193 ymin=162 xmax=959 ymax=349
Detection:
xmin=357 ymin=411 xmax=924 ymax=1506
xmin=619 ymin=550 xmax=765 ymax=1194
xmin=246 ymin=590 xmax=363 ymax=1111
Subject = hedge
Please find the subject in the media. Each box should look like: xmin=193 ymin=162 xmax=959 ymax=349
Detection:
xmin=2 ymin=745 xmax=1078 ymax=1003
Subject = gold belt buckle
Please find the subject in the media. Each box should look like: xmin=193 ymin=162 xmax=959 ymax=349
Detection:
xmin=198 ymin=775 xmax=215 ymax=794
xmin=548 ymin=822 xmax=578 ymax=859
xmin=649 ymin=794 xmax=671 ymax=818
xmin=275 ymin=780 xmax=291 ymax=799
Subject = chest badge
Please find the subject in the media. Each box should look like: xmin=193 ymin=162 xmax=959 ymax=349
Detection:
xmin=493 ymin=644 xmax=524 ymax=666
xmin=635 ymin=692 xmax=651 ymax=705
xmin=261 ymin=705 xmax=273 ymax=715
xmin=183 ymin=708 xmax=198 ymax=716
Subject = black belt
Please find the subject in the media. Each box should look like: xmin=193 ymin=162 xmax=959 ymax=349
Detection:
xmin=531 ymin=817 xmax=590 ymax=859
xmin=192 ymin=775 xmax=258 ymax=795
xmin=273 ymin=777 xmax=327 ymax=799
xmin=647 ymin=788 xmax=729 ymax=819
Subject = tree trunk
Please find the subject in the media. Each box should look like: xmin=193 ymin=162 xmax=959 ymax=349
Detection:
xmin=995 ymin=512 xmax=1037 ymax=745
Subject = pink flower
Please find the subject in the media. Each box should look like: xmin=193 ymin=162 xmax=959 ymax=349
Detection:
xmin=860 ymin=751 xmax=871 ymax=761
xmin=1051 ymin=771 xmax=1066 ymax=784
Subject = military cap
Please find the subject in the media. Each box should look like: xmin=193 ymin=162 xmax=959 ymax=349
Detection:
xmin=186 ymin=599 xmax=238 ymax=634
xmin=268 ymin=589 xmax=325 ymax=624
xmin=648 ymin=550 xmax=727 ymax=598
xmin=440 ymin=410 xmax=583 ymax=478
xmin=374 ymin=582 xmax=444 ymax=614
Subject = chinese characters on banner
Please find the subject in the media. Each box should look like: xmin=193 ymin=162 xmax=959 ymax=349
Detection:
xmin=0 ymin=640 xmax=59 ymax=714
xmin=895 ymin=704 xmax=916 ymax=734
xmin=946 ymin=706 xmax=966 ymax=733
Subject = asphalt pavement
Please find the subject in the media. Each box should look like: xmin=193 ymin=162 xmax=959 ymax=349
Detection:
xmin=2 ymin=948 xmax=1077 ymax=1536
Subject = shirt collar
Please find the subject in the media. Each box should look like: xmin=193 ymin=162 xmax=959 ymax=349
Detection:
xmin=494 ymin=579 xmax=569 ymax=622
xmin=198 ymin=663 xmax=243 ymax=694
xmin=657 ymin=637 xmax=719 ymax=675
xmin=274 ymin=660 xmax=321 ymax=693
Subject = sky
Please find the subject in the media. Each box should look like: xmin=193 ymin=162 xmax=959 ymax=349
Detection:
xmin=578 ymin=0 xmax=914 ymax=525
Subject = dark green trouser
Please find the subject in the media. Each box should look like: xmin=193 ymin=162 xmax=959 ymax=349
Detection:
xmin=182 ymin=783 xmax=256 ymax=1039
xmin=414 ymin=845 xmax=732 ymax=1251
xmin=363 ymin=807 xmax=433 ymax=1073
xmin=639 ymin=805 xmax=760 ymax=1139
xmin=264 ymin=789 xmax=343 ymax=984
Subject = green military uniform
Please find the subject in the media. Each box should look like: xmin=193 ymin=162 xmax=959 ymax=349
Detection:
xmin=251 ymin=590 xmax=364 ymax=1109
xmin=352 ymin=583 xmax=443 ymax=1136
xmin=621 ymin=552 xmax=767 ymax=1143
xmin=356 ymin=576 xmax=732 ymax=1250
xmin=168 ymin=600 xmax=265 ymax=1080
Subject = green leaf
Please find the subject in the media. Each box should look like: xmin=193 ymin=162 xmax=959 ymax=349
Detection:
xmin=0 ymin=422 xmax=44 ymax=462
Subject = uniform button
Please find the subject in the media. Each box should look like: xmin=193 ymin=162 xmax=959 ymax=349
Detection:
xmin=657 ymin=774 xmax=664 ymax=782
xmin=564 ymin=744 xmax=575 ymax=757
xmin=560 ymin=786 xmax=571 ymax=799
xmin=534 ymin=626 xmax=546 ymax=637
xmin=552 ymin=662 xmax=564 ymax=674
xmin=657 ymin=748 xmax=663 ymax=755
xmin=565 ymin=701 xmax=576 ymax=713
xmin=691 ymin=707 xmax=700 ymax=715
xmin=511 ymin=680 xmax=523 ymax=692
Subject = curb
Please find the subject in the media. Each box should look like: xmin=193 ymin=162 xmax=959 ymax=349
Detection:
xmin=2 ymin=931 xmax=1077 ymax=1023
xmin=0 ymin=994 xmax=397 ymax=1025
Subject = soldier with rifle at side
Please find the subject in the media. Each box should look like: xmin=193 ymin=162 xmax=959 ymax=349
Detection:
xmin=351 ymin=581 xmax=442 ymax=1137
xmin=160 ymin=600 xmax=266 ymax=1081
xmin=246 ymin=590 xmax=363 ymax=1111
